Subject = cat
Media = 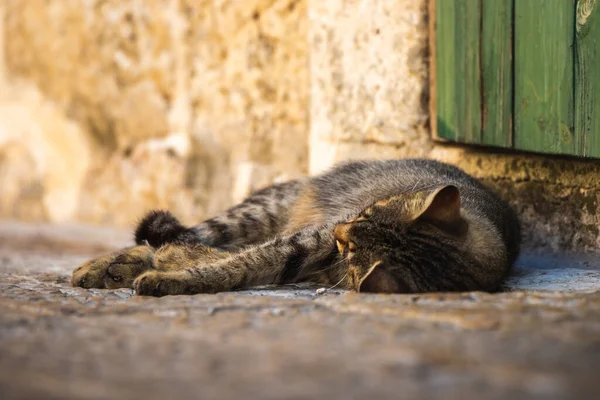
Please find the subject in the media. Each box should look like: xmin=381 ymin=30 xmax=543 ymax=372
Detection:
xmin=71 ymin=159 xmax=521 ymax=296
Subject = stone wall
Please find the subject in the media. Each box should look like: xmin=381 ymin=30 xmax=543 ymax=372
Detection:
xmin=308 ymin=0 xmax=431 ymax=173
xmin=1 ymin=0 xmax=599 ymax=254
xmin=1 ymin=0 xmax=309 ymax=226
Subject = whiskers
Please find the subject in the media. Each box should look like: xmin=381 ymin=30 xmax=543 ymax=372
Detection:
xmin=303 ymin=254 xmax=348 ymax=279
xmin=316 ymin=271 xmax=348 ymax=295
xmin=298 ymin=252 xmax=349 ymax=294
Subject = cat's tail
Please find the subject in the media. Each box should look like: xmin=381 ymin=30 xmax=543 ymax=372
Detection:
xmin=135 ymin=210 xmax=204 ymax=248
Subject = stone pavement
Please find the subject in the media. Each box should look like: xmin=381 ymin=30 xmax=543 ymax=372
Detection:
xmin=1 ymin=222 xmax=599 ymax=400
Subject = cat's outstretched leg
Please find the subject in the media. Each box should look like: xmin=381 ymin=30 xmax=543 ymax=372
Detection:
xmin=133 ymin=224 xmax=341 ymax=296
xmin=71 ymin=244 xmax=232 ymax=289
xmin=135 ymin=180 xmax=305 ymax=250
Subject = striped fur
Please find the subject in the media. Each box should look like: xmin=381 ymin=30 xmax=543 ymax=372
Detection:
xmin=72 ymin=159 xmax=521 ymax=296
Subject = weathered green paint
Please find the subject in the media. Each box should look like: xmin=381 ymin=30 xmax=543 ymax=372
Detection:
xmin=433 ymin=0 xmax=599 ymax=159
xmin=454 ymin=0 xmax=482 ymax=144
xmin=513 ymin=0 xmax=576 ymax=155
xmin=435 ymin=0 xmax=481 ymax=143
xmin=575 ymin=0 xmax=600 ymax=157
xmin=481 ymin=0 xmax=513 ymax=147
xmin=435 ymin=0 xmax=457 ymax=141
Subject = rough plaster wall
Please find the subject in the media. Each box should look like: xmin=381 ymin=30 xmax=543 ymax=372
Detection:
xmin=0 ymin=4 xmax=91 ymax=223
xmin=308 ymin=0 xmax=431 ymax=173
xmin=185 ymin=0 xmax=309 ymax=208
xmin=1 ymin=0 xmax=308 ymax=226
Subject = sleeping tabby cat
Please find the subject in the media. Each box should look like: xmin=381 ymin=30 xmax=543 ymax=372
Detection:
xmin=71 ymin=159 xmax=520 ymax=296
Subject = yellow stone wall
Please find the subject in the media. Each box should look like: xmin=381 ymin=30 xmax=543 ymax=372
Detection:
xmin=1 ymin=0 xmax=309 ymax=226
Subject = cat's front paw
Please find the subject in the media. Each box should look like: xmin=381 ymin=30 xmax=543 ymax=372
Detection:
xmin=71 ymin=252 xmax=113 ymax=289
xmin=133 ymin=271 xmax=160 ymax=296
xmin=71 ymin=245 xmax=155 ymax=289
xmin=134 ymin=270 xmax=176 ymax=297
xmin=134 ymin=270 xmax=206 ymax=297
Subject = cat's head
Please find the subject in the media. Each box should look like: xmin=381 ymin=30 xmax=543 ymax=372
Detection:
xmin=333 ymin=185 xmax=469 ymax=293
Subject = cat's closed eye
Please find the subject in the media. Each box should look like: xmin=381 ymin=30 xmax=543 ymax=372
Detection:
xmin=333 ymin=223 xmax=358 ymax=257
xmin=335 ymin=238 xmax=357 ymax=257
xmin=347 ymin=241 xmax=357 ymax=253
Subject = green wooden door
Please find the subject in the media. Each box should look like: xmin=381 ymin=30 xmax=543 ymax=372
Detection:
xmin=431 ymin=0 xmax=600 ymax=158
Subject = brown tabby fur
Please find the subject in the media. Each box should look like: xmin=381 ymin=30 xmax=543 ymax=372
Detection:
xmin=71 ymin=159 xmax=521 ymax=296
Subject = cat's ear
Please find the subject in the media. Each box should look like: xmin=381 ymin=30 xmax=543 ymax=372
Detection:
xmin=358 ymin=262 xmax=400 ymax=293
xmin=417 ymin=185 xmax=465 ymax=233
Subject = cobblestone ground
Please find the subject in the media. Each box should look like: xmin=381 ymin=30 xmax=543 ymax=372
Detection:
xmin=1 ymin=222 xmax=599 ymax=400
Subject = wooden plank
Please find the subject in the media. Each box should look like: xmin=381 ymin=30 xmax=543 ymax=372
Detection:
xmin=574 ymin=0 xmax=600 ymax=158
xmin=514 ymin=0 xmax=575 ymax=155
xmin=429 ymin=0 xmax=438 ymax=140
xmin=453 ymin=0 xmax=482 ymax=144
xmin=433 ymin=0 xmax=481 ymax=143
xmin=434 ymin=0 xmax=457 ymax=141
xmin=481 ymin=0 xmax=513 ymax=148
